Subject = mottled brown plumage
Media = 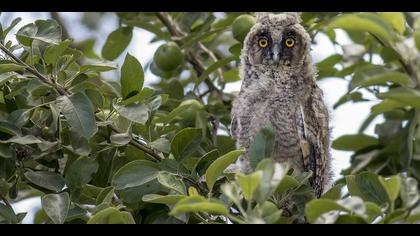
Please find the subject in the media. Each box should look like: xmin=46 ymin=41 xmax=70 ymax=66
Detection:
xmin=230 ymin=12 xmax=331 ymax=197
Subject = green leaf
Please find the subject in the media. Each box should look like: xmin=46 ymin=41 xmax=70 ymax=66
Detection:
xmin=305 ymin=197 xmax=365 ymax=224
xmin=261 ymin=203 xmax=283 ymax=224
xmin=205 ymin=149 xmax=244 ymax=192
xmin=332 ymin=134 xmax=379 ymax=151
xmin=321 ymin=183 xmax=344 ymax=200
xmin=154 ymin=103 xmax=191 ymax=123
xmin=195 ymin=55 xmax=239 ymax=88
xmin=122 ymin=19 xmax=170 ymax=40
xmin=87 ymin=207 xmax=135 ymax=224
xmin=157 ymin=171 xmax=187 ymax=195
xmin=413 ymin=24 xmax=420 ymax=51
xmin=379 ymin=12 xmax=405 ymax=34
xmin=0 ymin=135 xmax=41 ymax=145
xmin=8 ymin=109 xmax=31 ymax=128
xmin=223 ymin=68 xmax=241 ymax=83
xmin=120 ymin=87 xmax=154 ymax=106
xmin=170 ymin=196 xmax=229 ymax=216
xmin=0 ymin=121 xmax=21 ymax=136
xmin=24 ymin=170 xmax=66 ymax=192
xmin=379 ymin=175 xmax=401 ymax=202
xmin=236 ymin=171 xmax=263 ymax=201
xmin=329 ymin=13 xmax=393 ymax=42
xmin=113 ymin=103 xmax=149 ymax=124
xmin=76 ymin=38 xmax=101 ymax=59
xmin=118 ymin=179 xmax=164 ymax=204
xmin=15 ymin=23 xmax=36 ymax=46
xmin=120 ymin=53 xmax=144 ymax=99
xmin=0 ymin=63 xmax=25 ymax=74
xmin=56 ymin=92 xmax=98 ymax=139
xmin=96 ymin=186 xmax=114 ymax=205
xmin=254 ymin=159 xmax=286 ymax=203
xmin=16 ymin=19 xmax=61 ymax=46
xmin=400 ymin=177 xmax=419 ymax=208
xmin=305 ymin=198 xmax=348 ymax=223
xmin=333 ymin=92 xmax=367 ymax=110
xmin=2 ymin=17 xmax=22 ymax=38
xmin=142 ymin=194 xmax=185 ymax=205
xmin=80 ymin=62 xmax=117 ymax=73
xmin=44 ymin=39 xmax=72 ymax=65
xmin=149 ymin=138 xmax=171 ymax=154
xmin=65 ymin=156 xmax=99 ymax=188
xmin=406 ymin=206 xmax=420 ymax=223
xmin=356 ymin=72 xmax=412 ymax=88
xmin=41 ymin=192 xmax=70 ymax=224
xmin=365 ymin=202 xmax=383 ymax=223
xmin=112 ymin=160 xmax=160 ymax=190
xmin=110 ymin=132 xmax=131 ymax=146
xmin=378 ymin=88 xmax=420 ymax=109
xmin=249 ymin=123 xmax=276 ymax=169
xmin=171 ymin=127 xmax=203 ymax=161
xmin=346 ymin=172 xmax=390 ymax=205
xmin=102 ymin=27 xmax=133 ymax=60
xmin=371 ymin=99 xmax=405 ymax=115
xmin=228 ymin=43 xmax=242 ymax=56
xmin=316 ymin=54 xmax=343 ymax=69
xmin=0 ymin=202 xmax=17 ymax=224
xmin=276 ymin=175 xmax=299 ymax=195
xmin=221 ymin=182 xmax=242 ymax=208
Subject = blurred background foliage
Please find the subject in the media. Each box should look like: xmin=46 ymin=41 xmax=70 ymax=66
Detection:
xmin=0 ymin=12 xmax=419 ymax=224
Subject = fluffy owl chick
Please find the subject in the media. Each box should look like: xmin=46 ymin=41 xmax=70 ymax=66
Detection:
xmin=230 ymin=12 xmax=331 ymax=197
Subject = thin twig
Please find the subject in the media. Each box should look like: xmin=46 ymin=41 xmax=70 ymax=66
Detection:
xmin=369 ymin=33 xmax=412 ymax=76
xmin=156 ymin=12 xmax=182 ymax=37
xmin=197 ymin=42 xmax=225 ymax=88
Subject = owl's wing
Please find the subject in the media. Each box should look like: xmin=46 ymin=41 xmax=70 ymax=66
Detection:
xmin=299 ymin=87 xmax=330 ymax=198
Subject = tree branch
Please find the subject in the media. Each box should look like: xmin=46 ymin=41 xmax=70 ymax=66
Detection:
xmin=155 ymin=12 xmax=224 ymax=100
xmin=0 ymin=43 xmax=163 ymax=162
xmin=0 ymin=43 xmax=67 ymax=96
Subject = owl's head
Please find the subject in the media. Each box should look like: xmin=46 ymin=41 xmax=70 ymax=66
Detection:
xmin=242 ymin=12 xmax=311 ymax=68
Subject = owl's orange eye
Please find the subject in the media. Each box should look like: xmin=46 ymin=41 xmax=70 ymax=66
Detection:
xmin=258 ymin=38 xmax=269 ymax=48
xmin=285 ymin=38 xmax=295 ymax=48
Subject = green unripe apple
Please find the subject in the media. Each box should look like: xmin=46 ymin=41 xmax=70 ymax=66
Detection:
xmin=177 ymin=99 xmax=204 ymax=121
xmin=232 ymin=15 xmax=256 ymax=43
xmin=153 ymin=42 xmax=184 ymax=72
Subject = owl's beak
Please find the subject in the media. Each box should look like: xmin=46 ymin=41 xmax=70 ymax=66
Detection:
xmin=271 ymin=44 xmax=281 ymax=63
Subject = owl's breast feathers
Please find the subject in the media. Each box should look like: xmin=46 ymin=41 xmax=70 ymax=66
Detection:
xmin=231 ymin=77 xmax=330 ymax=197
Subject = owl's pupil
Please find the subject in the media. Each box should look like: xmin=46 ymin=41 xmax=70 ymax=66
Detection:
xmin=286 ymin=38 xmax=294 ymax=47
xmin=259 ymin=38 xmax=268 ymax=48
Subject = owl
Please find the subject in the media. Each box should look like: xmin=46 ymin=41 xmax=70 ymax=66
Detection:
xmin=230 ymin=12 xmax=331 ymax=197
